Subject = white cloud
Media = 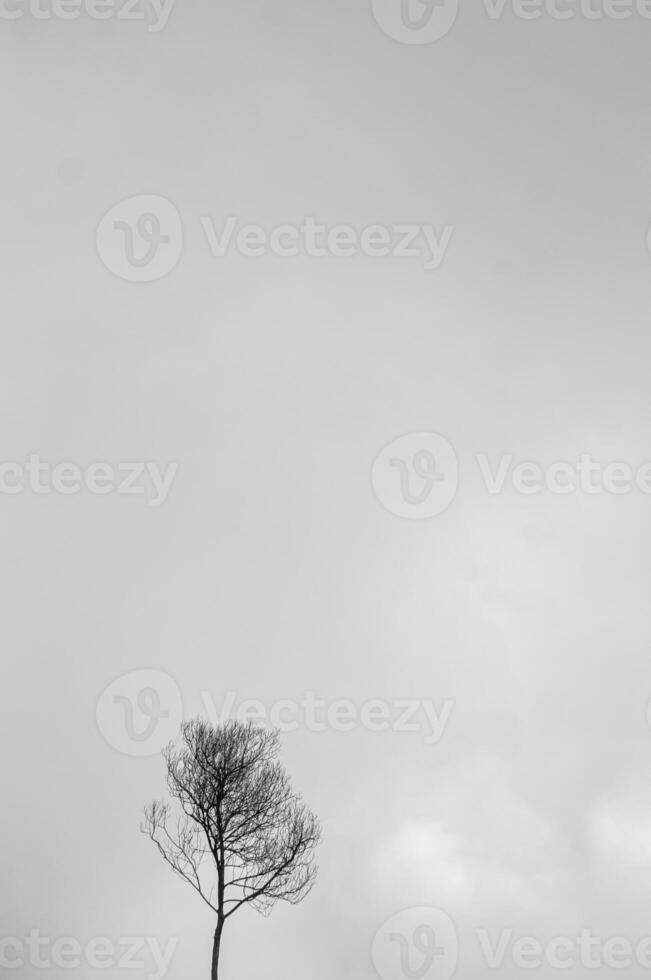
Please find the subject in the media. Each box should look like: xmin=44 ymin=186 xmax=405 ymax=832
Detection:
xmin=588 ymin=801 xmax=651 ymax=867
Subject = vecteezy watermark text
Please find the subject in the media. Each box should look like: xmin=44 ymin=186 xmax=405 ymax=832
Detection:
xmin=0 ymin=0 xmax=175 ymax=31
xmin=371 ymin=0 xmax=651 ymax=46
xmin=201 ymin=690 xmax=454 ymax=745
xmin=482 ymin=0 xmax=651 ymax=20
xmin=95 ymin=669 xmax=454 ymax=756
xmin=95 ymin=195 xmax=454 ymax=282
xmin=476 ymin=453 xmax=651 ymax=496
xmin=372 ymin=908 xmax=651 ymax=980
xmin=373 ymin=433 xmax=651 ymax=520
xmin=200 ymin=215 xmax=454 ymax=271
xmin=0 ymin=456 xmax=178 ymax=507
xmin=477 ymin=927 xmax=651 ymax=970
xmin=0 ymin=931 xmax=177 ymax=980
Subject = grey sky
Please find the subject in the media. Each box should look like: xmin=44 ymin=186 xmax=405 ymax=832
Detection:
xmin=2 ymin=1 xmax=651 ymax=978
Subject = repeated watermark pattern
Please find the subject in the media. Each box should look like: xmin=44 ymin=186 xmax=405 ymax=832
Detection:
xmin=372 ymin=0 xmax=651 ymax=43
xmin=372 ymin=433 xmax=651 ymax=519
xmin=0 ymin=932 xmax=177 ymax=979
xmin=0 ymin=456 xmax=178 ymax=507
xmin=372 ymin=908 xmax=651 ymax=977
xmin=95 ymin=669 xmax=454 ymax=756
xmin=95 ymin=195 xmax=454 ymax=282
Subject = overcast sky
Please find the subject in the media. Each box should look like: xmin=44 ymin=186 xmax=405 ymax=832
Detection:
xmin=2 ymin=1 xmax=651 ymax=978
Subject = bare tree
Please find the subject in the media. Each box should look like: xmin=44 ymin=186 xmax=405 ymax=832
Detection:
xmin=143 ymin=718 xmax=321 ymax=980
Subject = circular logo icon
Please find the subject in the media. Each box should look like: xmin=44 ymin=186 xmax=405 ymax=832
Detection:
xmin=96 ymin=668 xmax=183 ymax=757
xmin=372 ymin=432 xmax=458 ymax=519
xmin=372 ymin=907 xmax=458 ymax=980
xmin=371 ymin=0 xmax=459 ymax=44
xmin=96 ymin=194 xmax=183 ymax=282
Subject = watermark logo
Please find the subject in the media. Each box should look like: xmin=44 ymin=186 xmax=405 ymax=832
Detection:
xmin=371 ymin=436 xmax=651 ymax=518
xmin=372 ymin=432 xmax=459 ymax=520
xmin=96 ymin=669 xmax=183 ymax=757
xmin=96 ymin=195 xmax=183 ymax=282
xmin=371 ymin=0 xmax=459 ymax=43
xmin=373 ymin=909 xmax=651 ymax=974
xmin=372 ymin=907 xmax=459 ymax=980
xmin=371 ymin=0 xmax=651 ymax=40
xmin=97 ymin=203 xmax=453 ymax=278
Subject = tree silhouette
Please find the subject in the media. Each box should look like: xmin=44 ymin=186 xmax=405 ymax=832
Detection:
xmin=143 ymin=718 xmax=321 ymax=980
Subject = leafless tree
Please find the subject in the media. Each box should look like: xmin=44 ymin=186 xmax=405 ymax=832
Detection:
xmin=143 ymin=718 xmax=321 ymax=980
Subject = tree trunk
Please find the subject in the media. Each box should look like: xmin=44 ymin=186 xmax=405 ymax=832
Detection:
xmin=211 ymin=919 xmax=223 ymax=980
